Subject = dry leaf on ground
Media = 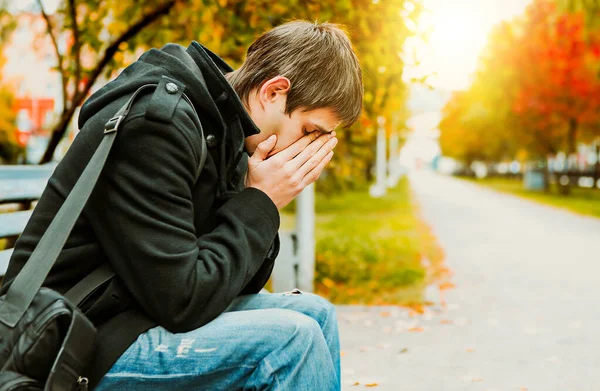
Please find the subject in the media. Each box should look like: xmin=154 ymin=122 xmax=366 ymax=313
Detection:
xmin=439 ymin=282 xmax=456 ymax=290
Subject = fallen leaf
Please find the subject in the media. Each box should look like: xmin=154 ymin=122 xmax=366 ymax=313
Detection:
xmin=409 ymin=305 xmax=425 ymax=315
xmin=352 ymin=382 xmax=360 ymax=386
xmin=439 ymin=282 xmax=456 ymax=290
xmin=340 ymin=351 xmax=346 ymax=357
xmin=408 ymin=327 xmax=424 ymax=332
xmin=399 ymin=348 xmax=408 ymax=354
xmin=440 ymin=319 xmax=453 ymax=325
xmin=466 ymin=348 xmax=475 ymax=353
xmin=365 ymin=383 xmax=379 ymax=387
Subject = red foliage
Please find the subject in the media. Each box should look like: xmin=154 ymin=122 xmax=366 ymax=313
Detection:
xmin=511 ymin=0 xmax=600 ymax=128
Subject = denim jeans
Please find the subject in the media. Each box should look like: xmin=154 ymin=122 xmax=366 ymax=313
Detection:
xmin=95 ymin=291 xmax=340 ymax=390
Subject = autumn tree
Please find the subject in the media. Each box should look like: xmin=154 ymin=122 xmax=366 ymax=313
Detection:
xmin=439 ymin=22 xmax=522 ymax=166
xmin=440 ymin=0 xmax=600 ymax=175
xmin=512 ymin=0 xmax=600 ymax=161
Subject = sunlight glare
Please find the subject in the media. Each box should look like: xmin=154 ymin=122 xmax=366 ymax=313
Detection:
xmin=412 ymin=2 xmax=490 ymax=91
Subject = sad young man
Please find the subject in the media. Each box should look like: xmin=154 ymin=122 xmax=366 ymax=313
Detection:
xmin=4 ymin=21 xmax=363 ymax=390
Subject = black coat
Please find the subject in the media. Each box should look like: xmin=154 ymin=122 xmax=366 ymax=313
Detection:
xmin=2 ymin=42 xmax=280 ymax=386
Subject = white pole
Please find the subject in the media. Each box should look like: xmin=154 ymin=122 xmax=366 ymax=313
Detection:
xmin=370 ymin=117 xmax=387 ymax=197
xmin=296 ymin=183 xmax=316 ymax=292
xmin=388 ymin=130 xmax=399 ymax=188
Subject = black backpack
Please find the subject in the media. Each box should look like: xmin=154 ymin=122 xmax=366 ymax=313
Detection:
xmin=0 ymin=82 xmax=206 ymax=390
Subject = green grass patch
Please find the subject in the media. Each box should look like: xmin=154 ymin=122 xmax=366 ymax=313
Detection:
xmin=281 ymin=177 xmax=447 ymax=307
xmin=465 ymin=177 xmax=600 ymax=219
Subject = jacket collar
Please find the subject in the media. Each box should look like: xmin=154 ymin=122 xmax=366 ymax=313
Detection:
xmin=186 ymin=42 xmax=260 ymax=138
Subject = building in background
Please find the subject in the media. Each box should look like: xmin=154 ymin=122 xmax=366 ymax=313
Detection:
xmin=3 ymin=12 xmax=63 ymax=163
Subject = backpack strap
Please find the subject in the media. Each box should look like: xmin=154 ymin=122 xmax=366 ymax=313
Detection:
xmin=64 ymin=263 xmax=114 ymax=306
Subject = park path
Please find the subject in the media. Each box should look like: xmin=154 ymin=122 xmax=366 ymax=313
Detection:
xmin=337 ymin=171 xmax=600 ymax=391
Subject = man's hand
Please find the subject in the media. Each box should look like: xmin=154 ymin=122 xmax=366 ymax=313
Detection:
xmin=246 ymin=132 xmax=338 ymax=209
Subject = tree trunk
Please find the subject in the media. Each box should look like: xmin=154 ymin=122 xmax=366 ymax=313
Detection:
xmin=559 ymin=118 xmax=578 ymax=195
xmin=542 ymin=159 xmax=551 ymax=193
xmin=567 ymin=117 xmax=577 ymax=157
xmin=39 ymin=105 xmax=79 ymax=164
xmin=594 ymin=141 xmax=600 ymax=186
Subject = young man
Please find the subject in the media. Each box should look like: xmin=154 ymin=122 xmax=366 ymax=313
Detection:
xmin=3 ymin=21 xmax=362 ymax=390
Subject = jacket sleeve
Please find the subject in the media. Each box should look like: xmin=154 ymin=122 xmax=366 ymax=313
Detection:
xmin=84 ymin=110 xmax=279 ymax=333
xmin=239 ymin=234 xmax=280 ymax=294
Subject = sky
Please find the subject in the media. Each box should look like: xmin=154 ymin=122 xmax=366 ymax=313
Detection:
xmin=6 ymin=0 xmax=59 ymax=13
xmin=401 ymin=0 xmax=533 ymax=164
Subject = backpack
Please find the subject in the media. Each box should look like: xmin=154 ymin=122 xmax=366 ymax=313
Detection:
xmin=0 ymin=82 xmax=206 ymax=390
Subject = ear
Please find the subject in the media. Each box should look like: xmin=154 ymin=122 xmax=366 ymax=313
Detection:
xmin=258 ymin=76 xmax=291 ymax=104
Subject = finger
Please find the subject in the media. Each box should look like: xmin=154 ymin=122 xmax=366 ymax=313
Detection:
xmin=289 ymin=135 xmax=337 ymax=172
xmin=274 ymin=131 xmax=329 ymax=162
xmin=301 ymin=151 xmax=334 ymax=187
xmin=251 ymin=134 xmax=277 ymax=163
xmin=293 ymin=137 xmax=337 ymax=178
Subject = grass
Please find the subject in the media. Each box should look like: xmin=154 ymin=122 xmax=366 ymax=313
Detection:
xmin=464 ymin=176 xmax=600 ymax=219
xmin=280 ymin=177 xmax=448 ymax=307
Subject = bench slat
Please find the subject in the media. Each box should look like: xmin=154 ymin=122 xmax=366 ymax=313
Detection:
xmin=0 ymin=210 xmax=33 ymax=238
xmin=0 ymin=248 xmax=13 ymax=276
xmin=0 ymin=179 xmax=49 ymax=204
xmin=0 ymin=164 xmax=55 ymax=205
xmin=0 ymin=165 xmax=55 ymax=180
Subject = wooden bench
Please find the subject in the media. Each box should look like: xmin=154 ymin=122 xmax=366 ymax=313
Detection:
xmin=0 ymin=165 xmax=56 ymax=279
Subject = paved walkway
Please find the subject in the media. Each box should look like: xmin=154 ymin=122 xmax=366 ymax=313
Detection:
xmin=337 ymin=171 xmax=600 ymax=391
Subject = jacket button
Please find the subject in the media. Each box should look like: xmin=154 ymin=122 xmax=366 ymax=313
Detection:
xmin=206 ymin=134 xmax=217 ymax=147
xmin=165 ymin=82 xmax=178 ymax=94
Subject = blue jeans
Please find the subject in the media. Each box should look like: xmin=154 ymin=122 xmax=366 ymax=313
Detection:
xmin=95 ymin=291 xmax=340 ymax=390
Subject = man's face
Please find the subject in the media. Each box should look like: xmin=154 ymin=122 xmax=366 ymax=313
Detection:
xmin=244 ymin=76 xmax=340 ymax=157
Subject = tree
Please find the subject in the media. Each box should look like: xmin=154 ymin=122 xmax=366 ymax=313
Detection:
xmin=439 ymin=0 xmax=600 ymax=172
xmin=439 ymin=22 xmax=522 ymax=166
xmin=34 ymin=0 xmax=185 ymax=163
xmin=511 ymin=0 xmax=600 ymax=160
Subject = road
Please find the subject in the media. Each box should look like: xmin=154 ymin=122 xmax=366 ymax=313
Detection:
xmin=338 ymin=171 xmax=600 ymax=391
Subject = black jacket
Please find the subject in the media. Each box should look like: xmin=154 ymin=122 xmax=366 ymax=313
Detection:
xmin=2 ymin=42 xmax=280 ymax=386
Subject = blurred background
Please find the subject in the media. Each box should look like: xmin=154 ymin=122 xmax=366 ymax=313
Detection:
xmin=1 ymin=1 xmax=600 ymax=388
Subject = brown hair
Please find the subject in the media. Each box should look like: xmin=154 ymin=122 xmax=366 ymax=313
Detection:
xmin=228 ymin=21 xmax=363 ymax=127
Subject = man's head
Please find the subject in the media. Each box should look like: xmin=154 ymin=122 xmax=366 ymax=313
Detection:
xmin=228 ymin=21 xmax=363 ymax=156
